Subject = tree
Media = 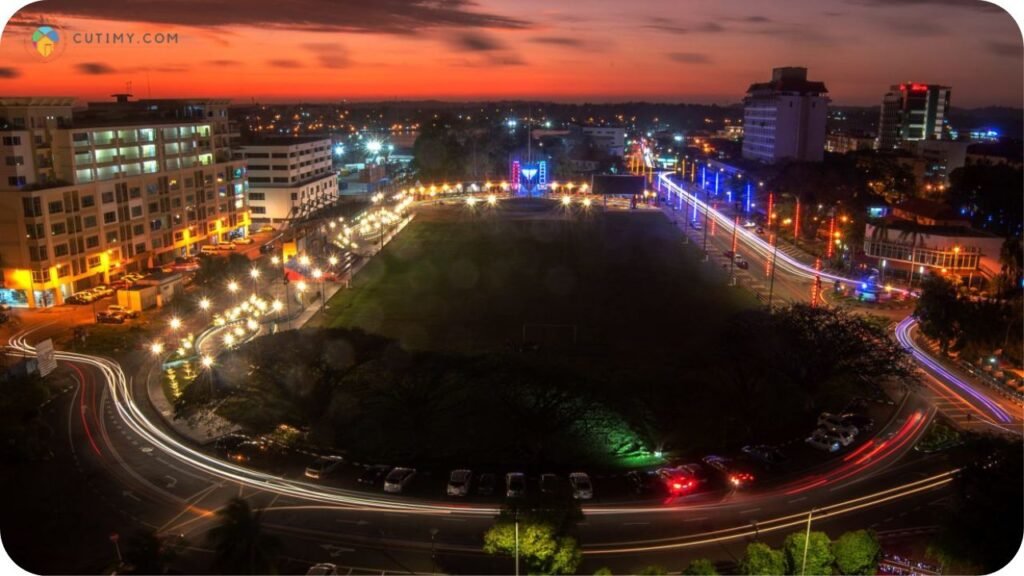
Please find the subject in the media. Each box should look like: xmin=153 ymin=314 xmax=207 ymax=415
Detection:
xmin=120 ymin=530 xmax=183 ymax=575
xmin=482 ymin=519 xmax=581 ymax=575
xmin=947 ymin=163 xmax=1023 ymax=237
xmin=206 ymin=498 xmax=281 ymax=574
xmin=783 ymin=530 xmax=834 ymax=576
xmin=682 ymin=558 xmax=719 ymax=575
xmin=740 ymin=542 xmax=788 ymax=575
xmin=635 ymin=566 xmax=667 ymax=575
xmin=832 ymin=530 xmax=881 ymax=575
xmin=915 ymin=275 xmax=962 ymax=353
xmin=928 ymin=436 xmax=1024 ymax=573
xmin=995 ymin=236 xmax=1023 ymax=296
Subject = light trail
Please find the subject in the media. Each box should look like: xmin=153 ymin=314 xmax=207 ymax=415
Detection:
xmin=584 ymin=471 xmax=955 ymax=554
xmin=895 ymin=316 xmax=1014 ymax=424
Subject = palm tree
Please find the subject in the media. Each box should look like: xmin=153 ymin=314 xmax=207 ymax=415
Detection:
xmin=997 ymin=236 xmax=1023 ymax=295
xmin=206 ymin=497 xmax=282 ymax=574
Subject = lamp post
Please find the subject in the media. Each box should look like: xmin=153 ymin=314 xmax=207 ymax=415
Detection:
xmin=313 ymin=268 xmax=324 ymax=312
xmin=249 ymin=267 xmax=260 ymax=297
xmin=800 ymin=509 xmax=817 ymax=576
xmin=227 ymin=280 xmax=239 ymax=304
xmin=768 ymin=233 xmax=779 ymax=310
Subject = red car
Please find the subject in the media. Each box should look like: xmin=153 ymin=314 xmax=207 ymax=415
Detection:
xmin=656 ymin=465 xmax=703 ymax=495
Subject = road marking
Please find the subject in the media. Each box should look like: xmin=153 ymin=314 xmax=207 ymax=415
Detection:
xmin=683 ymin=516 xmax=709 ymax=522
xmin=787 ymin=497 xmax=807 ymax=504
xmin=622 ymin=522 xmax=649 ymax=526
xmin=739 ymin=507 xmax=762 ymax=515
xmin=164 ymin=475 xmax=177 ymax=489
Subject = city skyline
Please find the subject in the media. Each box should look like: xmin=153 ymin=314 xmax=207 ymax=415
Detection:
xmin=0 ymin=0 xmax=1021 ymax=107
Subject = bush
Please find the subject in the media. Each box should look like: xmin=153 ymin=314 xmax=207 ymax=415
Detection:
xmin=740 ymin=542 xmax=787 ymax=575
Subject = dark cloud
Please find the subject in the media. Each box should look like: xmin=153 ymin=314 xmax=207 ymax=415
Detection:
xmin=879 ymin=18 xmax=948 ymax=37
xmin=207 ymin=59 xmax=241 ymax=66
xmin=847 ymin=0 xmax=1003 ymax=11
xmin=988 ymin=41 xmax=1020 ymax=57
xmin=303 ymin=43 xmax=351 ymax=68
xmin=741 ymin=15 xmax=772 ymax=23
xmin=20 ymin=0 xmax=530 ymax=34
xmin=643 ymin=17 xmax=726 ymax=34
xmin=452 ymin=32 xmax=503 ymax=52
xmin=267 ymin=59 xmax=303 ymax=68
xmin=0 ymin=67 xmax=20 ymax=78
xmin=530 ymin=36 xmax=584 ymax=47
xmin=76 ymin=62 xmax=115 ymax=74
xmin=667 ymin=52 xmax=711 ymax=64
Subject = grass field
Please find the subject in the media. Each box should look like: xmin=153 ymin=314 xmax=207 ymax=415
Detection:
xmin=322 ymin=198 xmax=755 ymax=355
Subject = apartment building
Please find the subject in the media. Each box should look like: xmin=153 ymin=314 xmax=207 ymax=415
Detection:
xmin=0 ymin=96 xmax=250 ymax=308
xmin=877 ymin=83 xmax=951 ymax=150
xmin=240 ymin=137 xmax=337 ymax=227
xmin=742 ymin=67 xmax=829 ymax=164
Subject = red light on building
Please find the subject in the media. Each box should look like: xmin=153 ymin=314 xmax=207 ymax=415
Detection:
xmin=908 ymin=83 xmax=928 ymax=92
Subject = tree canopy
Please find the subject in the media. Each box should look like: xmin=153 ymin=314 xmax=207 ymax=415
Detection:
xmin=832 ymin=530 xmax=881 ymax=575
xmin=740 ymin=542 xmax=788 ymax=575
xmin=783 ymin=530 xmax=835 ymax=576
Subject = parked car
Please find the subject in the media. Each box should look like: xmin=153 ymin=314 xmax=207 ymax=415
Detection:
xmin=656 ymin=466 xmax=701 ymax=496
xmin=305 ymin=457 xmax=343 ymax=480
xmin=734 ymin=256 xmax=749 ymax=270
xmin=821 ymin=427 xmax=856 ymax=446
xmin=232 ymin=237 xmax=254 ymax=245
xmin=626 ymin=470 xmax=657 ymax=495
xmin=226 ymin=440 xmax=274 ymax=463
xmin=841 ymin=414 xmax=874 ymax=432
xmin=540 ymin=473 xmax=559 ymax=495
xmin=306 ymin=563 xmax=338 ymax=576
xmin=806 ymin=430 xmax=842 ymax=452
xmin=217 ymin=243 xmax=237 ymax=251
xmin=383 ymin=467 xmax=416 ymax=493
xmin=701 ymin=455 xmax=756 ymax=489
xmin=505 ymin=472 xmax=526 ymax=498
xmin=818 ymin=412 xmax=859 ymax=436
xmin=200 ymin=245 xmax=220 ymax=255
xmin=96 ymin=311 xmax=126 ymax=324
xmin=723 ymin=250 xmax=735 ymax=259
xmin=106 ymin=305 xmax=139 ymax=319
xmin=568 ymin=472 xmax=593 ymax=500
xmin=213 ymin=434 xmax=250 ymax=455
xmin=477 ymin=473 xmax=497 ymax=496
xmin=356 ymin=465 xmax=390 ymax=487
xmin=446 ymin=469 xmax=473 ymax=497
xmin=257 ymin=224 xmax=275 ymax=233
xmin=741 ymin=445 xmax=788 ymax=468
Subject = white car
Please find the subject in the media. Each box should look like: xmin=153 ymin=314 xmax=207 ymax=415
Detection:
xmin=818 ymin=412 xmax=859 ymax=437
xmin=823 ymin=427 xmax=856 ymax=447
xmin=232 ymin=237 xmax=254 ymax=245
xmin=806 ymin=430 xmax=841 ymax=452
xmin=446 ymin=469 xmax=472 ymax=497
xmin=383 ymin=467 xmax=416 ymax=493
xmin=569 ymin=472 xmax=593 ymax=500
xmin=505 ymin=472 xmax=526 ymax=498
xmin=305 ymin=457 xmax=342 ymax=480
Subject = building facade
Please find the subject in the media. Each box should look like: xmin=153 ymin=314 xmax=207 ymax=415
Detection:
xmin=742 ymin=67 xmax=829 ymax=164
xmin=240 ymin=137 xmax=337 ymax=227
xmin=0 ymin=96 xmax=249 ymax=308
xmin=876 ymin=83 xmax=951 ymax=150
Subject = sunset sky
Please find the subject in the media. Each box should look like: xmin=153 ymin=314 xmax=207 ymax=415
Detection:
xmin=0 ymin=0 xmax=1021 ymax=107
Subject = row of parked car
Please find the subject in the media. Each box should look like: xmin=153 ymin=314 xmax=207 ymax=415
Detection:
xmin=67 ymin=272 xmax=148 ymax=305
xmin=806 ymin=412 xmax=874 ymax=452
xmin=96 ymin=304 xmax=141 ymax=324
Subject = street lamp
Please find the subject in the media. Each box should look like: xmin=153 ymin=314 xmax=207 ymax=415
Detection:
xmin=249 ymin=267 xmax=261 ymax=295
xmin=198 ymin=297 xmax=211 ymax=313
xmin=313 ymin=268 xmax=325 ymax=312
xmin=169 ymin=316 xmax=182 ymax=331
xmin=149 ymin=342 xmax=164 ymax=356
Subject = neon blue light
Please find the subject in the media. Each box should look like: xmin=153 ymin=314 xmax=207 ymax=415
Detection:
xmin=714 ymin=172 xmax=720 ymax=195
xmin=701 ymin=166 xmax=707 ymax=190
xmin=745 ymin=183 xmax=752 ymax=213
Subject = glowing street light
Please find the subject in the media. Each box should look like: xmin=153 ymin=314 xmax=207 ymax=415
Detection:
xmin=201 ymin=355 xmax=214 ymax=368
xmin=198 ymin=297 xmax=211 ymax=312
xmin=582 ymin=197 xmax=592 ymax=208
xmin=227 ymin=280 xmax=239 ymax=294
xmin=271 ymin=256 xmax=280 ymax=266
xmin=487 ymin=194 xmax=497 ymax=206
xmin=561 ymin=195 xmax=572 ymax=206
xmin=149 ymin=342 xmax=164 ymax=355
xmin=299 ymin=255 xmax=311 ymax=267
xmin=169 ymin=317 xmax=182 ymax=331
xmin=329 ymin=255 xmax=338 ymax=267
xmin=366 ymin=139 xmax=383 ymax=155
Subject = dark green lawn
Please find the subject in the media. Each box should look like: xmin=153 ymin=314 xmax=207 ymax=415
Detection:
xmin=322 ymin=198 xmax=755 ymax=355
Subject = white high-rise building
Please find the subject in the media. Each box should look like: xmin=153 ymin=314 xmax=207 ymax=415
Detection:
xmin=239 ymin=137 xmax=337 ymax=227
xmin=742 ymin=67 xmax=829 ymax=164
